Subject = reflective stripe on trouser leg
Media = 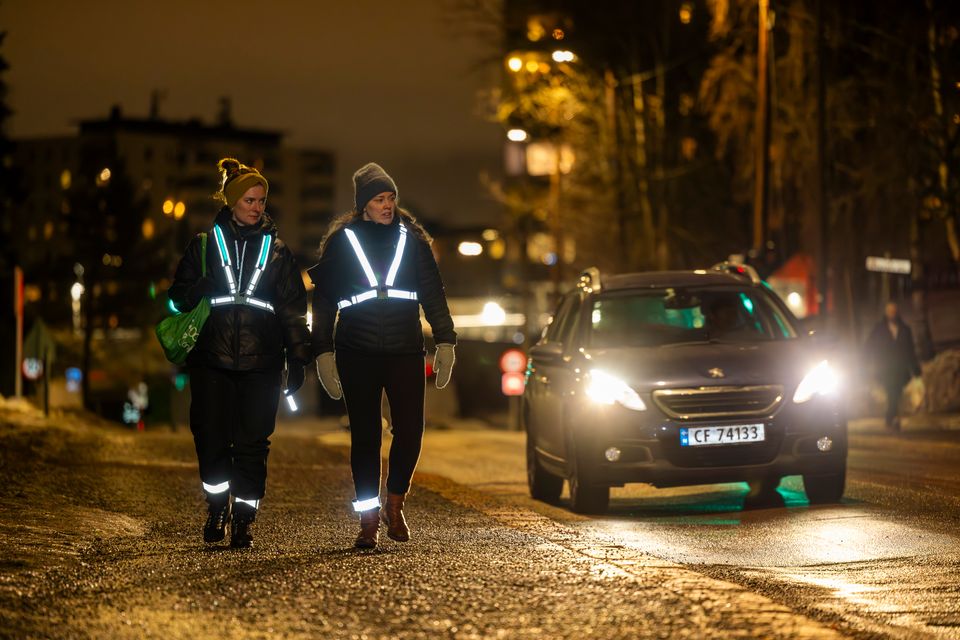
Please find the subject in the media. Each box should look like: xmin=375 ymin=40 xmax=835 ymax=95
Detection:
xmin=352 ymin=497 xmax=380 ymax=512
xmin=202 ymin=481 xmax=230 ymax=494
xmin=235 ymin=497 xmax=260 ymax=510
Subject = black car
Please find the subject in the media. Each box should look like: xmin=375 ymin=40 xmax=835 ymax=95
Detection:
xmin=523 ymin=264 xmax=847 ymax=514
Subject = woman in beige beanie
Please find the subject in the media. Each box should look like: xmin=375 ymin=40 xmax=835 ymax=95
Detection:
xmin=167 ymin=158 xmax=311 ymax=548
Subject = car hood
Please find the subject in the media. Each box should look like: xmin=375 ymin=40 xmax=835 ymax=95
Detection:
xmin=582 ymin=340 xmax=823 ymax=390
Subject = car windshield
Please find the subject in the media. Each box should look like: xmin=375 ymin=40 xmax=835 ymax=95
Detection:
xmin=587 ymin=286 xmax=797 ymax=348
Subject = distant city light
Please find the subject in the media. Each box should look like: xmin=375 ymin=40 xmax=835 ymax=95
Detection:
xmin=507 ymin=56 xmax=523 ymax=72
xmin=174 ymin=201 xmax=186 ymax=219
xmin=525 ymin=60 xmax=540 ymax=73
xmin=163 ymin=199 xmax=175 ymax=215
xmin=98 ymin=167 xmax=111 ymax=184
xmin=458 ymin=241 xmax=483 ymax=257
xmin=551 ymin=50 xmax=575 ymax=63
xmin=507 ymin=128 xmax=529 ymax=142
xmin=70 ymin=282 xmax=84 ymax=301
xmin=787 ymin=291 xmax=804 ymax=313
xmin=142 ymin=218 xmax=155 ymax=239
xmin=679 ymin=2 xmax=693 ymax=24
xmin=481 ymin=301 xmax=508 ymax=326
xmin=60 ymin=170 xmax=71 ymax=190
xmin=482 ymin=228 xmax=499 ymax=241
xmin=552 ymin=28 xmax=565 ymax=40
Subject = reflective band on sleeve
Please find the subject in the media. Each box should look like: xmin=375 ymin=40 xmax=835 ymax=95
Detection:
xmin=343 ymin=229 xmax=379 ymax=287
xmin=384 ymin=223 xmax=407 ymax=286
xmin=386 ymin=289 xmax=417 ymax=301
xmin=203 ymin=481 xmax=230 ymax=494
xmin=352 ymin=497 xmax=380 ymax=512
xmin=235 ymin=497 xmax=260 ymax=510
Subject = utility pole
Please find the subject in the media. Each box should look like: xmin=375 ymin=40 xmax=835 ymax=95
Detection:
xmin=815 ymin=0 xmax=829 ymax=320
xmin=753 ymin=0 xmax=771 ymax=253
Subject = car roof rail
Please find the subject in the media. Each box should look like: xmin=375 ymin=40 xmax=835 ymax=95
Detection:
xmin=578 ymin=267 xmax=602 ymax=293
xmin=709 ymin=261 xmax=762 ymax=285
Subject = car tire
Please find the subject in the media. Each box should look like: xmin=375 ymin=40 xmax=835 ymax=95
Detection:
xmin=803 ymin=468 xmax=846 ymax=504
xmin=566 ymin=434 xmax=610 ymax=514
xmin=526 ymin=430 xmax=563 ymax=503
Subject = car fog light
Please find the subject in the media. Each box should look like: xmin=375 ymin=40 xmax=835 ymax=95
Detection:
xmin=604 ymin=447 xmax=622 ymax=462
xmin=817 ymin=437 xmax=833 ymax=452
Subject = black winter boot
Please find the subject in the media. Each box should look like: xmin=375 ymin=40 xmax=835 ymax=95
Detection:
xmin=230 ymin=501 xmax=257 ymax=549
xmin=203 ymin=496 xmax=231 ymax=543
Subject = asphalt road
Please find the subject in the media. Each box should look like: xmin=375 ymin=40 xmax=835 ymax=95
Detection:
xmin=1 ymin=404 xmax=958 ymax=639
xmin=367 ymin=418 xmax=960 ymax=640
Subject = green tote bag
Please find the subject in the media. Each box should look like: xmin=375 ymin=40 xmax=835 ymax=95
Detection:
xmin=156 ymin=233 xmax=211 ymax=365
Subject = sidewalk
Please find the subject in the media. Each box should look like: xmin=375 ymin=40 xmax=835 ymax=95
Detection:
xmin=849 ymin=412 xmax=960 ymax=435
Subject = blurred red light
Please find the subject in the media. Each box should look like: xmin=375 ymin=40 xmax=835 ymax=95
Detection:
xmin=502 ymin=372 xmax=525 ymax=396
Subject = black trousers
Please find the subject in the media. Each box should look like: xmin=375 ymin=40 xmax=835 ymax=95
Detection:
xmin=882 ymin=376 xmax=906 ymax=426
xmin=337 ymin=350 xmax=425 ymax=501
xmin=189 ymin=366 xmax=281 ymax=502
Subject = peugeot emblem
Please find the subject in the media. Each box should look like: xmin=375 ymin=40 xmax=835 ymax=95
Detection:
xmin=707 ymin=367 xmax=725 ymax=378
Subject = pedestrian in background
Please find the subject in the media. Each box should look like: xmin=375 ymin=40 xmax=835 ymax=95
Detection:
xmin=866 ymin=302 xmax=921 ymax=431
xmin=168 ymin=158 xmax=310 ymax=548
xmin=309 ymin=163 xmax=456 ymax=549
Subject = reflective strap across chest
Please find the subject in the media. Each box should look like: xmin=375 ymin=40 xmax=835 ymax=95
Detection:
xmin=338 ymin=223 xmax=417 ymax=310
xmin=209 ymin=224 xmax=275 ymax=313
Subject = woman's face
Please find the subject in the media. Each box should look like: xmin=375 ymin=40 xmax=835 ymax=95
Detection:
xmin=232 ymin=184 xmax=267 ymax=226
xmin=363 ymin=191 xmax=396 ymax=225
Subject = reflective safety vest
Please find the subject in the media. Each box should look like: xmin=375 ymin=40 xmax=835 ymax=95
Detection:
xmin=208 ymin=224 xmax=276 ymax=313
xmin=337 ymin=222 xmax=418 ymax=310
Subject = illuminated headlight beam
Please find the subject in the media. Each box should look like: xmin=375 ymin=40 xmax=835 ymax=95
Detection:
xmin=585 ymin=369 xmax=646 ymax=411
xmin=793 ymin=360 xmax=840 ymax=403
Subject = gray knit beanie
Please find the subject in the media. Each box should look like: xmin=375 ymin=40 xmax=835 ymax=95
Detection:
xmin=353 ymin=162 xmax=398 ymax=212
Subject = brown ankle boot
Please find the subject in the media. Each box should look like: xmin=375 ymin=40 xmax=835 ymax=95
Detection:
xmin=355 ymin=508 xmax=380 ymax=549
xmin=383 ymin=493 xmax=410 ymax=542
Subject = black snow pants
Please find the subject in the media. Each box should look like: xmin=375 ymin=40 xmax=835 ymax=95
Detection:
xmin=337 ymin=350 xmax=425 ymax=502
xmin=189 ymin=366 xmax=282 ymax=503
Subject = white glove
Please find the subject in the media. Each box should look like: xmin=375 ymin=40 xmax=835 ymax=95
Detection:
xmin=433 ymin=344 xmax=456 ymax=390
xmin=315 ymin=352 xmax=342 ymax=400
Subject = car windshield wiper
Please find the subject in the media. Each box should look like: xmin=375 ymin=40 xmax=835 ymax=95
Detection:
xmin=658 ymin=338 xmax=722 ymax=348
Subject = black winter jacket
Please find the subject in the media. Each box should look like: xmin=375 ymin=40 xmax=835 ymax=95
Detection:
xmin=168 ymin=207 xmax=311 ymax=371
xmin=309 ymin=213 xmax=456 ymax=356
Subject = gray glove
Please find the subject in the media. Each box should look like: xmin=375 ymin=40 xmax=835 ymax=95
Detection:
xmin=433 ymin=344 xmax=456 ymax=390
xmin=315 ymin=352 xmax=342 ymax=400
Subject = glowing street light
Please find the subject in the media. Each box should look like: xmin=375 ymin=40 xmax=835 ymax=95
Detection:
xmin=507 ymin=56 xmax=523 ymax=72
xmin=551 ymin=50 xmax=575 ymax=63
xmin=174 ymin=201 xmax=186 ymax=219
xmin=458 ymin=241 xmax=483 ymax=257
xmin=162 ymin=199 xmax=175 ymax=216
xmin=507 ymin=128 xmax=528 ymax=142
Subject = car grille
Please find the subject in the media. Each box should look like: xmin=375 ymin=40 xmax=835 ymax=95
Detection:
xmin=652 ymin=385 xmax=784 ymax=420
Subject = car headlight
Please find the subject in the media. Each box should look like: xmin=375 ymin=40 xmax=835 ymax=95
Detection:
xmin=793 ymin=360 xmax=840 ymax=404
xmin=585 ymin=369 xmax=647 ymax=411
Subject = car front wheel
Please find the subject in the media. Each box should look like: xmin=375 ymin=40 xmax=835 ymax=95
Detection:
xmin=526 ymin=431 xmax=563 ymax=503
xmin=566 ymin=436 xmax=610 ymax=514
xmin=803 ymin=468 xmax=846 ymax=504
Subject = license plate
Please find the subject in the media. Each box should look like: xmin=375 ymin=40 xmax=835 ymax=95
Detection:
xmin=680 ymin=424 xmax=765 ymax=447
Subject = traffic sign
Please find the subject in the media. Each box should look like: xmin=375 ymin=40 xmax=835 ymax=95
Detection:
xmin=865 ymin=256 xmax=911 ymax=274
xmin=22 ymin=358 xmax=43 ymax=381
xmin=500 ymin=348 xmax=526 ymax=374
xmin=502 ymin=372 xmax=525 ymax=396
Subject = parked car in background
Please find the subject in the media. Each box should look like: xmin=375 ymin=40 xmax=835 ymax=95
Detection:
xmin=523 ymin=264 xmax=847 ymax=514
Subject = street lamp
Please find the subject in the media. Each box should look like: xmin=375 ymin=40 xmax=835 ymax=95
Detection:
xmin=507 ymin=129 xmax=529 ymax=142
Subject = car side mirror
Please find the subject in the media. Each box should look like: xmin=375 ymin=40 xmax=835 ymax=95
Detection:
xmin=529 ymin=342 xmax=563 ymax=364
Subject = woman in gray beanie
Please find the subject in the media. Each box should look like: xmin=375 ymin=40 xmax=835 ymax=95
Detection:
xmin=308 ymin=163 xmax=457 ymax=549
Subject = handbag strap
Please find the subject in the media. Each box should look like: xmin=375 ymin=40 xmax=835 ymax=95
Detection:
xmin=200 ymin=232 xmax=207 ymax=277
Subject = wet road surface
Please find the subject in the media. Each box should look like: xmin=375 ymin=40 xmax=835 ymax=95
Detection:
xmin=1 ymin=404 xmax=957 ymax=638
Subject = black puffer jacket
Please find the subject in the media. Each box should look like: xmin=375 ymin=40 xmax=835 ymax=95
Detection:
xmin=309 ymin=212 xmax=456 ymax=356
xmin=168 ymin=207 xmax=311 ymax=371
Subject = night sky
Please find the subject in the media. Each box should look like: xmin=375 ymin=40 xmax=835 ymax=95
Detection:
xmin=0 ymin=0 xmax=504 ymax=227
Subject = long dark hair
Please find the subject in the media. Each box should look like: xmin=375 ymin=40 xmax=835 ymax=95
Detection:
xmin=318 ymin=207 xmax=432 ymax=256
